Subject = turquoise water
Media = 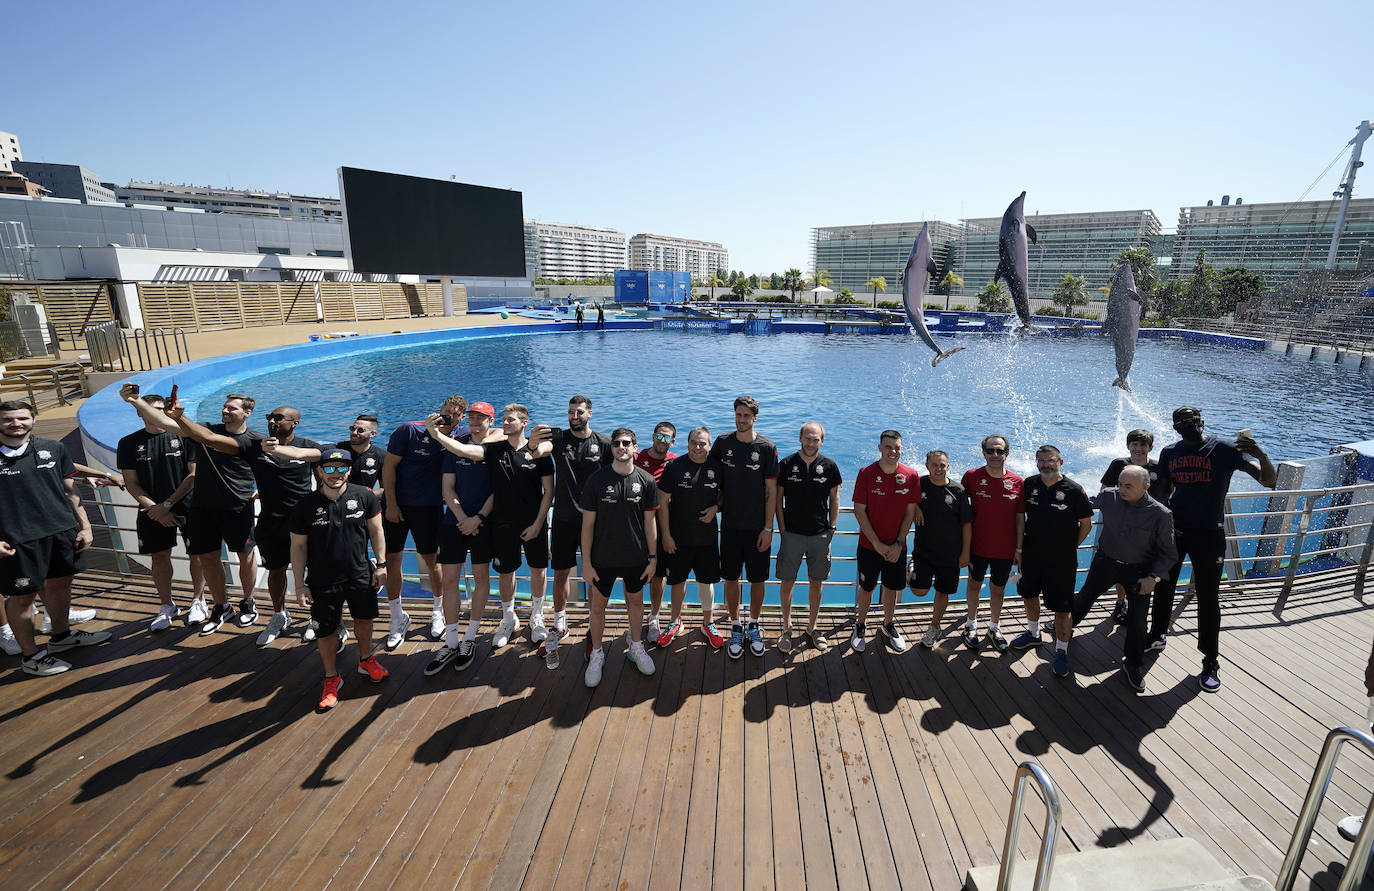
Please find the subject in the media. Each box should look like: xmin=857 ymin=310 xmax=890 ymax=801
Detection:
xmin=177 ymin=328 xmax=1374 ymax=602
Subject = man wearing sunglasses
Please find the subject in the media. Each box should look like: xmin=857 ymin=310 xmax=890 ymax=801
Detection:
xmin=961 ymin=434 xmax=1025 ymax=653
xmin=581 ymin=428 xmax=659 ymax=686
xmin=289 ymin=449 xmax=388 ymax=710
xmin=633 ymin=421 xmax=677 ymax=646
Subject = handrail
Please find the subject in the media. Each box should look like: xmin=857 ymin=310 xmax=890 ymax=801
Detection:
xmin=995 ymin=761 xmax=1062 ymax=891
xmin=1274 ymin=726 xmax=1374 ymax=891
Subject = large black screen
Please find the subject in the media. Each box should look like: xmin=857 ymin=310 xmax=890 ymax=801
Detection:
xmin=338 ymin=167 xmax=526 ymax=277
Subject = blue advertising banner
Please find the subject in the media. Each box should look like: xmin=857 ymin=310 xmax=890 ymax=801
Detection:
xmin=614 ymin=269 xmax=649 ymax=303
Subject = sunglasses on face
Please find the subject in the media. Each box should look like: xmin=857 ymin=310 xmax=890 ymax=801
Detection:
xmin=653 ymin=433 xmax=673 ymax=442
xmin=984 ymin=448 xmax=1007 ymax=455
xmin=266 ymin=413 xmax=290 ymax=422
xmin=320 ymin=465 xmax=349 ymax=474
xmin=612 ymin=439 xmax=635 ymax=447
xmin=348 ymin=426 xmax=371 ymax=433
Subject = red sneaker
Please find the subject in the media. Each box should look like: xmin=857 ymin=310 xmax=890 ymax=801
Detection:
xmin=357 ymin=655 xmax=389 ymax=683
xmin=701 ymin=622 xmax=725 ymax=649
xmin=319 ymin=675 xmax=341 ymax=710
xmin=658 ymin=619 xmax=684 ymax=648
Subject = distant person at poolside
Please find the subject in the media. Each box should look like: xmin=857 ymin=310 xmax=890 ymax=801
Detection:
xmin=1151 ymin=406 xmax=1276 ymax=693
xmin=961 ymin=434 xmax=1025 ymax=652
xmin=596 ymin=303 xmax=605 ymax=329
xmin=1099 ymin=428 xmax=1166 ymax=626
xmin=575 ymin=303 xmax=584 ymax=330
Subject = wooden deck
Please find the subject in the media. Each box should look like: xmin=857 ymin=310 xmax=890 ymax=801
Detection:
xmin=0 ymin=570 xmax=1371 ymax=890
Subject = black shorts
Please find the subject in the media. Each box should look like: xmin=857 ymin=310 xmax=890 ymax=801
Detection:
xmin=719 ymin=527 xmax=769 ymax=583
xmin=857 ymin=544 xmax=907 ymax=593
xmin=437 ymin=522 xmax=493 ymax=566
xmin=189 ymin=504 xmax=256 ymax=556
xmin=309 ymin=577 xmax=380 ymax=637
xmin=652 ymin=547 xmax=668 ymax=579
xmin=550 ymin=519 xmax=584 ymax=571
xmin=967 ymin=554 xmax=1014 ymax=588
xmin=1 ymin=529 xmax=85 ymax=596
xmin=383 ymin=503 xmax=443 ymax=556
xmin=254 ymin=513 xmax=293 ymax=570
xmin=667 ymin=540 xmax=721 ymax=585
xmin=135 ymin=510 xmax=190 ymax=555
xmin=491 ymin=521 xmax=549 ymax=574
xmin=1018 ymin=558 xmax=1079 ymax=613
xmin=590 ymin=564 xmax=648 ymax=599
xmin=909 ymin=553 xmax=959 ymax=595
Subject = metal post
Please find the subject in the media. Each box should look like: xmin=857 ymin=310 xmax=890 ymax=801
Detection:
xmin=1326 ymin=121 xmax=1373 ymax=271
xmin=1280 ymin=495 xmax=1317 ymax=604
xmin=1274 ymin=726 xmax=1374 ymax=891
xmin=995 ymin=762 xmax=1062 ymax=891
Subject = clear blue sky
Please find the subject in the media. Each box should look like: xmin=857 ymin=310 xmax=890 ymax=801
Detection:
xmin=10 ymin=0 xmax=1369 ymax=272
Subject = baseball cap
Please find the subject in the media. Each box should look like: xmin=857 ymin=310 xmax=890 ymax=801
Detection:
xmin=320 ymin=448 xmax=352 ymax=465
xmin=468 ymin=402 xmax=495 ymax=419
xmin=1171 ymin=406 xmax=1202 ymax=424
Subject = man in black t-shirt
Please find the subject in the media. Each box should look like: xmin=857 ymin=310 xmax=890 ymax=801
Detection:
xmin=289 ymin=449 xmax=388 ymax=711
xmin=251 ymin=405 xmax=322 ymax=645
xmin=143 ymin=392 xmax=263 ymax=636
xmin=774 ymin=421 xmax=842 ymax=653
xmin=0 ymin=400 xmax=107 ymax=677
xmin=1098 ymin=428 xmax=1166 ymax=625
xmin=911 ymin=450 xmax=972 ymax=649
xmin=580 ymin=427 xmax=659 ymax=687
xmin=1010 ymin=445 xmax=1094 ymax=677
xmin=426 ymin=404 xmax=553 ymax=652
xmin=1153 ymin=406 xmax=1276 ymax=693
xmin=709 ymin=395 xmax=778 ymax=660
xmin=117 ymin=390 xmax=205 ymax=632
xmin=658 ymin=426 xmax=725 ymax=649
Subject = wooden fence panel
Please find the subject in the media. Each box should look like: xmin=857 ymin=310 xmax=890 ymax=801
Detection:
xmin=136 ymin=284 xmax=198 ymax=331
xmin=238 ymin=284 xmax=286 ymax=327
xmin=319 ymin=283 xmax=357 ymax=323
xmin=189 ymin=284 xmax=246 ymax=331
xmin=19 ymin=283 xmax=115 ymax=334
xmin=351 ymin=283 xmax=385 ymax=320
xmin=283 ymin=282 xmax=319 ymax=323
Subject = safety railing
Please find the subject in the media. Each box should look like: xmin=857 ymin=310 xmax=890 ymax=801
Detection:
xmin=994 ymin=761 xmax=1062 ymax=891
xmin=84 ymin=321 xmax=191 ymax=372
xmin=0 ymin=361 xmax=88 ymax=408
xmin=1274 ymin=726 xmax=1374 ymax=891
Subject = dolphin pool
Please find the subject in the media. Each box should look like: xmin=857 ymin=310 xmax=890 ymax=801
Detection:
xmin=85 ymin=325 xmax=1374 ymax=603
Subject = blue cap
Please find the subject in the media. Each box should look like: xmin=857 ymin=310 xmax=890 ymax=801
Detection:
xmin=320 ymin=448 xmax=352 ymax=465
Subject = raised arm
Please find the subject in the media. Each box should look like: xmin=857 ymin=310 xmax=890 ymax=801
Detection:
xmin=164 ymin=403 xmax=242 ymax=455
xmin=424 ymin=414 xmax=484 ymax=461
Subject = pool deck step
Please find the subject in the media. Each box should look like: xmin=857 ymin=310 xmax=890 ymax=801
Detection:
xmin=963 ymin=837 xmax=1274 ymax=890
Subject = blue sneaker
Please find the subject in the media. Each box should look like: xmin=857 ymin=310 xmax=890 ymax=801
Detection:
xmin=1052 ymin=650 xmax=1070 ymax=677
xmin=1010 ymin=630 xmax=1042 ymax=650
xmin=746 ymin=621 xmax=765 ymax=657
xmin=728 ymin=624 xmax=745 ymax=661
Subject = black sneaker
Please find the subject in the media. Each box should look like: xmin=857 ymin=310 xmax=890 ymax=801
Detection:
xmin=1199 ymin=665 xmax=1221 ymax=693
xmin=425 ymin=644 xmax=459 ymax=676
xmin=453 ymin=639 xmax=476 ymax=671
xmin=879 ymin=622 xmax=907 ymax=653
xmin=1111 ymin=601 xmax=1129 ymax=625
xmin=199 ymin=603 xmax=235 ymax=636
xmin=1123 ymin=662 xmax=1146 ymax=692
xmin=235 ymin=598 xmax=259 ymax=627
xmin=961 ymin=626 xmax=980 ymax=649
xmin=1145 ymin=634 xmax=1167 ymax=654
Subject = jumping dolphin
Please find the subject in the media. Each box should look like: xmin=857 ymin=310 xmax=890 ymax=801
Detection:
xmin=902 ymin=223 xmax=967 ymax=367
xmin=1104 ymin=262 xmax=1143 ymax=391
xmin=994 ymin=191 xmax=1043 ymax=334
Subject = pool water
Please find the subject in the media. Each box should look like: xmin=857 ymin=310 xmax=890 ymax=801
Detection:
xmin=178 ymin=328 xmax=1374 ymax=603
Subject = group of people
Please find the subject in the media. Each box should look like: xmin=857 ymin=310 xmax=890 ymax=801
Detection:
xmin=0 ymin=387 xmax=1279 ymax=712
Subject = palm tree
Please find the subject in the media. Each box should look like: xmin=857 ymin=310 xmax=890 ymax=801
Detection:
xmin=782 ymin=268 xmax=805 ymax=302
xmin=1052 ymin=273 xmax=1089 ymax=317
xmin=939 ymin=271 xmax=964 ymax=309
xmin=706 ymin=273 xmax=723 ymax=302
xmin=731 ymin=278 xmax=755 ymax=301
xmin=975 ymin=281 xmax=1011 ymax=313
xmin=866 ymin=276 xmax=887 ymax=308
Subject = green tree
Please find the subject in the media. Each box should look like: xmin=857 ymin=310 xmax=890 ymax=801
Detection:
xmin=1052 ymin=273 xmax=1089 ymax=317
xmin=731 ymin=278 xmax=755 ymax=301
xmin=1113 ymin=246 xmax=1160 ymax=298
xmin=938 ymin=271 xmax=964 ymax=309
xmin=1150 ymin=280 xmax=1188 ymax=325
xmin=866 ymin=276 xmax=887 ymax=308
xmin=706 ymin=273 xmax=723 ymax=302
xmin=782 ymin=267 xmax=806 ymax=301
xmin=976 ymin=281 xmax=1012 ymax=313
xmin=1215 ymin=266 xmax=1265 ymax=315
xmin=837 ymin=287 xmax=853 ymax=301
xmin=1183 ymin=249 xmax=1218 ymax=318
xmin=748 ymin=273 xmax=760 ymax=289
xmin=809 ymin=268 xmax=833 ymax=289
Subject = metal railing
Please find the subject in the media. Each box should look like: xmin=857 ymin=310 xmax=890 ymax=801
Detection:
xmin=1175 ymin=316 xmax=1374 ymax=354
xmin=995 ymin=761 xmax=1062 ymax=891
xmin=0 ymin=361 xmax=88 ymax=408
xmin=1274 ymin=726 xmax=1374 ymax=891
xmin=85 ymin=321 xmax=191 ymax=372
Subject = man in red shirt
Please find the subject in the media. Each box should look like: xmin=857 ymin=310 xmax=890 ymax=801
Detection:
xmin=851 ymin=430 xmax=921 ymax=653
xmin=633 ymin=421 xmax=677 ymax=644
xmin=960 ymin=433 xmax=1025 ymax=652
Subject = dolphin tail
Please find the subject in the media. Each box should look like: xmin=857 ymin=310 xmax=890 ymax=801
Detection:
xmin=931 ymin=346 xmax=968 ymax=367
xmin=1112 ymin=377 xmax=1132 ymax=392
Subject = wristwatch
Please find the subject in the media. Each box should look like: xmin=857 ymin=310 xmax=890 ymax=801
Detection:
xmin=1150 ymin=574 xmax=1163 ymax=583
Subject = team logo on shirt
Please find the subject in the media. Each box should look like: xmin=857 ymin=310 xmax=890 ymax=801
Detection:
xmin=1003 ymin=479 xmax=1015 ymax=490
xmin=1055 ymin=491 xmax=1065 ymax=501
xmin=13 ymin=578 xmax=30 ymax=590
xmin=365 ymin=457 xmax=375 ymax=466
xmin=137 ymin=445 xmax=147 ymax=456
xmin=605 ymin=485 xmax=616 ymax=494
xmin=631 ymin=482 xmax=641 ymax=493
xmin=588 ymin=443 xmax=600 ymax=456
xmin=170 ymin=437 xmax=181 ymax=448
xmin=945 ymin=493 xmax=955 ymax=506
xmin=706 ymin=469 xmax=715 ymax=480
xmin=316 ymin=506 xmax=327 ymax=515
xmin=750 ymin=451 xmax=759 ymax=462
xmin=346 ymin=499 xmax=358 ymax=510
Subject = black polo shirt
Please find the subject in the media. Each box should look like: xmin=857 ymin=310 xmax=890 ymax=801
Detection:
xmin=550 ymin=429 xmax=612 ymax=523
xmin=1100 ymin=457 xmax=1167 ymax=503
xmin=288 ymin=484 xmax=381 ymax=588
xmin=485 ymin=440 xmax=555 ymax=527
xmin=244 ymin=436 xmax=322 ymax=518
xmin=0 ymin=437 xmax=77 ymax=543
xmin=777 ymin=451 xmax=842 ymax=536
xmin=117 ymin=429 xmax=193 ymax=508
xmin=658 ymin=455 xmax=723 ymax=547
xmin=1158 ymin=436 xmax=1255 ymax=531
xmin=912 ymin=478 xmax=972 ymax=563
xmin=337 ymin=441 xmax=386 ymax=490
xmin=709 ymin=432 xmax=778 ymax=531
xmin=581 ymin=465 xmax=659 ymax=566
xmin=191 ymin=425 xmax=262 ymax=511
xmin=1022 ymin=475 xmax=1094 ymax=562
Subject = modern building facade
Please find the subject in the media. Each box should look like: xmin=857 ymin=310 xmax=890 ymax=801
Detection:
xmin=524 ymin=220 xmax=626 ymax=280
xmin=114 ymin=182 xmax=344 ymax=222
xmin=0 ymin=131 xmax=20 ymax=172
xmin=13 ymin=162 xmax=115 ymax=203
xmin=627 ymin=233 xmax=727 ymax=279
xmin=1171 ymin=197 xmax=1374 ymax=286
xmin=0 ymin=172 xmax=46 ymax=199
xmin=811 ymin=220 xmax=964 ymax=293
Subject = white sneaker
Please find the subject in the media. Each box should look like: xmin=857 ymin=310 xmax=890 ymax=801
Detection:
xmin=22 ymin=649 xmax=70 ymax=677
xmin=384 ymin=612 xmax=410 ymax=651
xmin=47 ymin=629 xmax=112 ymax=652
xmin=186 ymin=599 xmax=209 ymax=625
xmin=627 ymin=638 xmax=656 ymax=676
xmin=150 ymin=604 xmax=179 ymax=632
xmin=493 ymin=612 xmax=520 ymax=649
xmin=257 ymin=611 xmax=291 ymax=647
xmin=428 ymin=609 xmax=445 ymax=640
xmin=529 ymin=610 xmax=547 ymax=644
xmin=585 ymin=647 xmax=606 ymax=687
xmin=1 ymin=626 xmax=21 ymax=657
xmin=302 ymin=620 xmax=319 ymax=643
xmin=39 ymin=606 xmax=98 ymax=634
xmin=645 ymin=614 xmax=661 ymax=645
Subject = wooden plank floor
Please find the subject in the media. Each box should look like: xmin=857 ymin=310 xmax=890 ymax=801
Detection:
xmin=1 ymin=569 xmax=1371 ymax=890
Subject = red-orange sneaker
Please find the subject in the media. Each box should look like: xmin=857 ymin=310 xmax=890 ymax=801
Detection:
xmin=357 ymin=655 xmax=389 ymax=683
xmin=658 ymin=619 xmax=684 ymax=648
xmin=319 ymin=674 xmax=341 ymax=710
xmin=701 ymin=622 xmax=725 ymax=649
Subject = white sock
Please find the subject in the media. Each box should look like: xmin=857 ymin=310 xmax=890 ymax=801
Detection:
xmin=444 ymin=622 xmax=463 ymax=648
xmin=1055 ymin=640 xmax=1068 ymax=653
xmin=464 ymin=619 xmax=480 ymax=641
xmin=555 ymin=609 xmax=567 ymax=629
xmin=0 ymin=623 xmax=11 ymax=636
xmin=531 ymin=595 xmax=544 ymax=616
xmin=1028 ymin=621 xmax=1041 ymax=637
xmin=988 ymin=622 xmax=999 ymax=633
xmin=965 ymin=619 xmax=977 ymax=632
xmin=388 ymin=599 xmax=405 ymax=620
xmin=432 ymin=595 xmax=444 ymax=613
xmin=502 ymin=601 xmax=516 ymax=620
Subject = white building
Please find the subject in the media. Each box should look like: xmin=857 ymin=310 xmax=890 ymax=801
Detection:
xmin=627 ymin=233 xmax=728 ymax=278
xmin=114 ymin=181 xmax=343 ymax=222
xmin=524 ymin=220 xmax=626 ymax=280
xmin=0 ymin=130 xmax=22 ymax=172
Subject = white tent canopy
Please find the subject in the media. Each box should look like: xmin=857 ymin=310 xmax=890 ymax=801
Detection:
xmin=806 ymin=285 xmax=833 ymax=304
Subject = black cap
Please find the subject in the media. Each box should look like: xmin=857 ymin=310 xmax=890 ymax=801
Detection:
xmin=320 ymin=448 xmax=352 ymax=465
xmin=1172 ymin=406 xmax=1202 ymax=424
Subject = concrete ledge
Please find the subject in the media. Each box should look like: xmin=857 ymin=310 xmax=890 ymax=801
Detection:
xmin=964 ymin=837 xmax=1235 ymax=890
